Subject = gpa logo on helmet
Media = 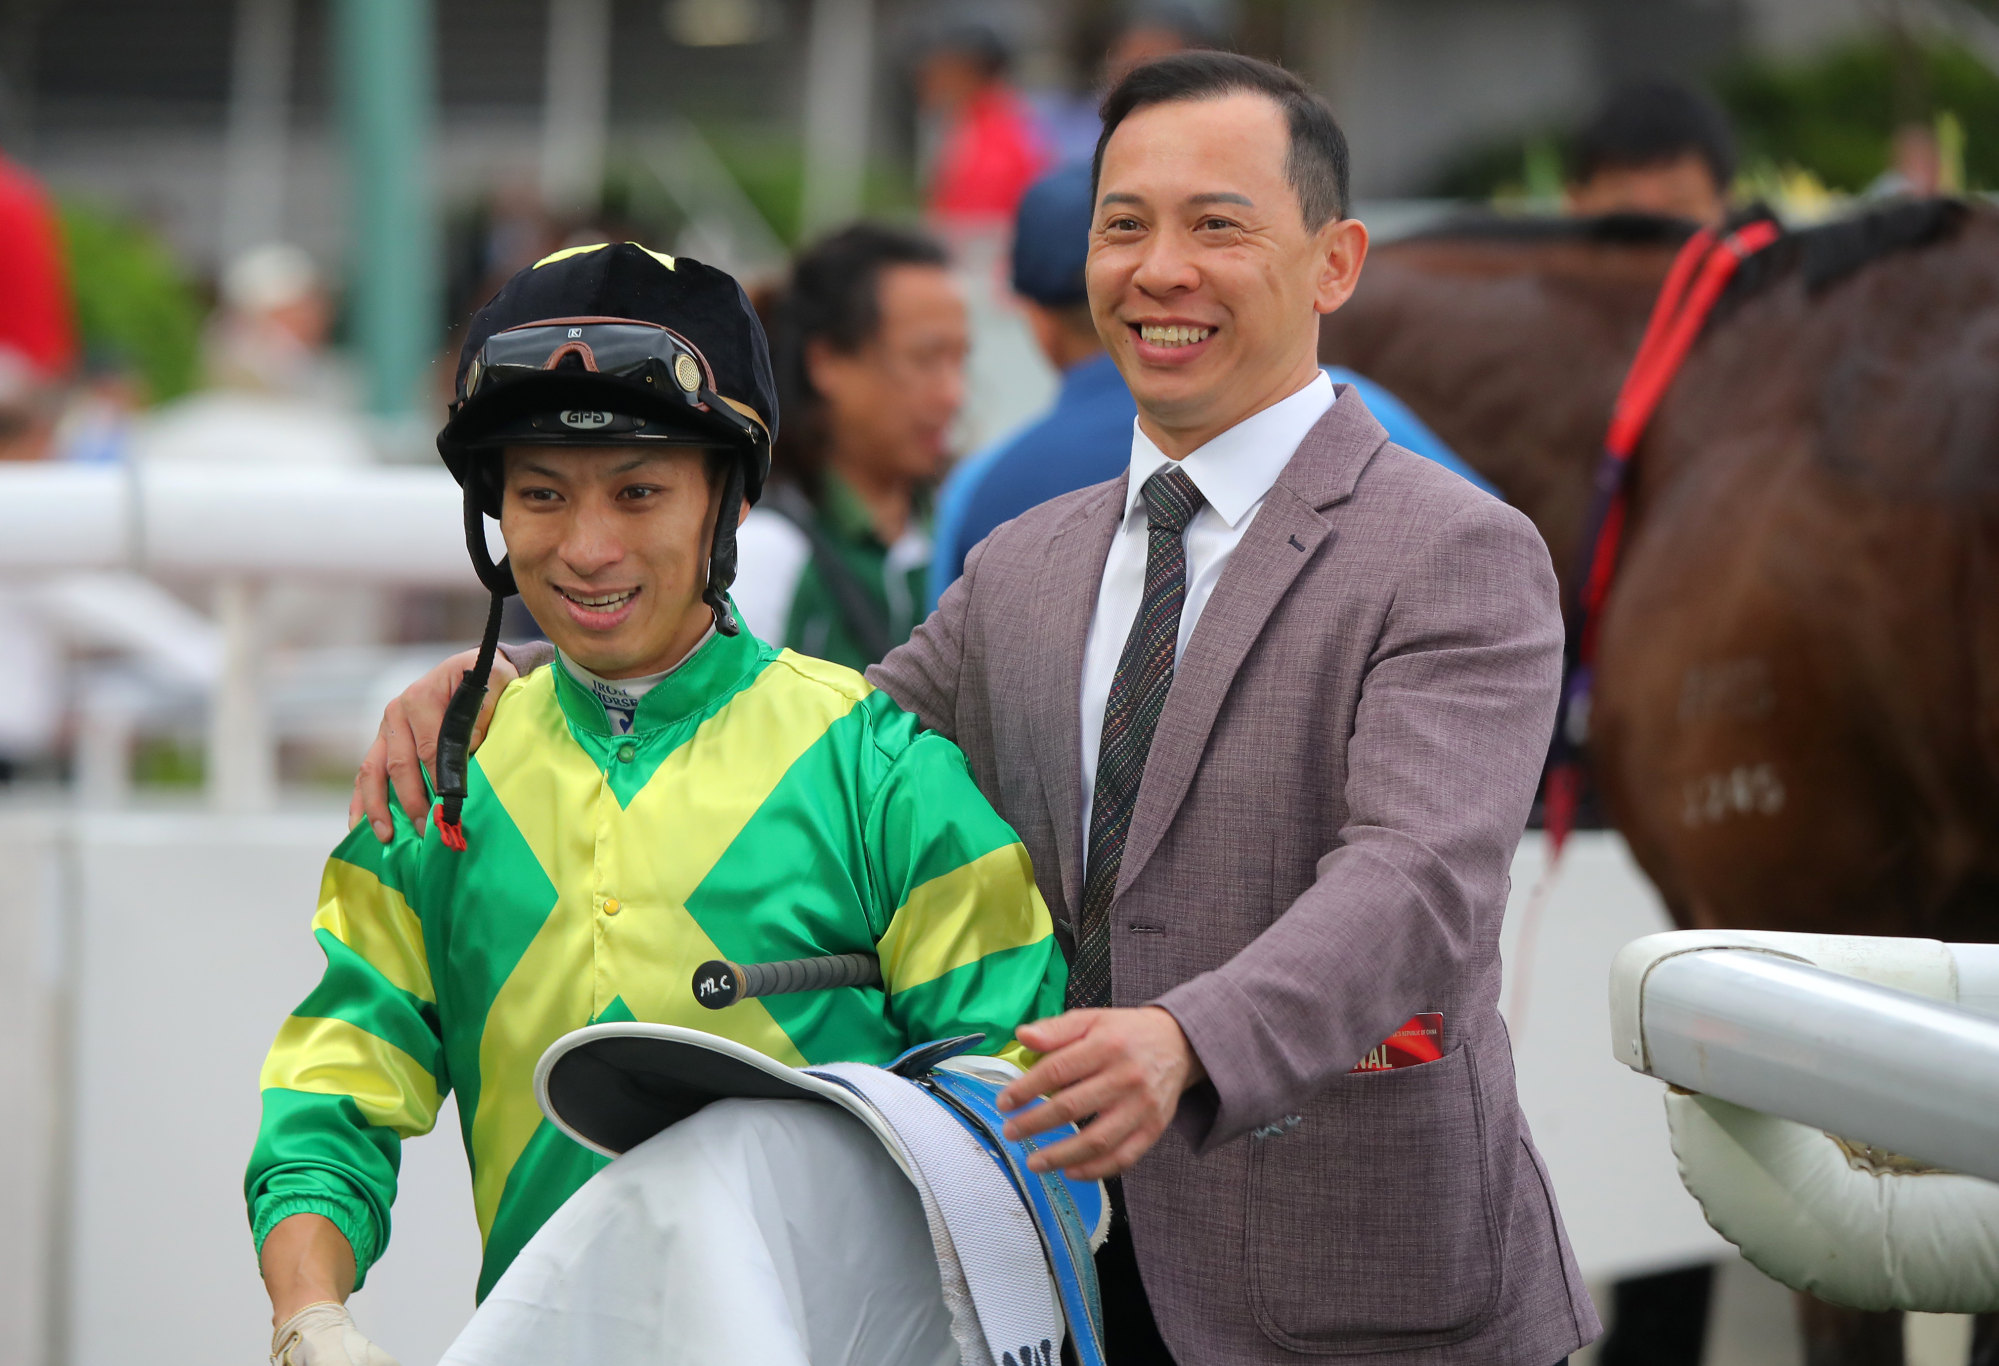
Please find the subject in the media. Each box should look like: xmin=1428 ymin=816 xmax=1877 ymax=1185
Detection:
xmin=560 ymin=410 xmax=614 ymax=430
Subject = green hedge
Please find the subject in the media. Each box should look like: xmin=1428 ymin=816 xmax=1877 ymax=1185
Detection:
xmin=57 ymin=200 xmax=205 ymax=403
xmin=1718 ymin=38 xmax=1999 ymax=192
xmin=1429 ymin=35 xmax=1999 ymax=199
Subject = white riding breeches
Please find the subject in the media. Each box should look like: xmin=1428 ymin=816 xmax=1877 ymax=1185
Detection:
xmin=440 ymin=1097 xmax=960 ymax=1366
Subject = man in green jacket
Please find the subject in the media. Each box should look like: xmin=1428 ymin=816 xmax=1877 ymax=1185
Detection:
xmin=730 ymin=223 xmax=965 ymax=668
xmin=249 ymin=242 xmax=1065 ymax=1364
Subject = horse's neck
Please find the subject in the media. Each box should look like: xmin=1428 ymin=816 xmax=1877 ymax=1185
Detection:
xmin=1322 ymin=243 xmax=1671 ymax=585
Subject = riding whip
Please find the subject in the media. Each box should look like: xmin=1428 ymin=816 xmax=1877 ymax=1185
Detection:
xmin=693 ymin=952 xmax=883 ymax=1008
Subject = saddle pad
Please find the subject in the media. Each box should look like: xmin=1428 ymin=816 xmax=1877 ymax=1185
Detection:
xmin=534 ymin=1024 xmax=1090 ymax=1366
xmin=813 ymin=1062 xmax=1068 ymax=1366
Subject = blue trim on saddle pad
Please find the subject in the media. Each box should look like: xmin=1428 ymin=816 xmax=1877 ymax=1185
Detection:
xmin=885 ymin=1034 xmax=1109 ymax=1366
xmin=921 ymin=1070 xmax=1109 ymax=1366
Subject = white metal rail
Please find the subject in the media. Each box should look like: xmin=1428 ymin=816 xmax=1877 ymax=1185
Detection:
xmin=0 ymin=464 xmax=472 ymax=580
xmin=0 ymin=464 xmax=483 ymax=808
xmin=1611 ymin=933 xmax=1999 ymax=1182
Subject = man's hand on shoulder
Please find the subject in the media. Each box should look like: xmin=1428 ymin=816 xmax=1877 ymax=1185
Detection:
xmin=996 ymin=1005 xmax=1206 ymax=1181
xmin=348 ymin=648 xmax=522 ymax=841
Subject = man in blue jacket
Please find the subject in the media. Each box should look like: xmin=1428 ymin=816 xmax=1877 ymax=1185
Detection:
xmin=928 ymin=161 xmax=1495 ymax=609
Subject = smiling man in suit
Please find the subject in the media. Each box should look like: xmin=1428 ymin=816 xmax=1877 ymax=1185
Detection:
xmin=355 ymin=51 xmax=1596 ymax=1366
xmin=883 ymin=53 xmax=1596 ymax=1365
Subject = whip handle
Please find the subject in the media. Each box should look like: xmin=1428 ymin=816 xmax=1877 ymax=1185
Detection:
xmin=692 ymin=952 xmax=882 ymax=1008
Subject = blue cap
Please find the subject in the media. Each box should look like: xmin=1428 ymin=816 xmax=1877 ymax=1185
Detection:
xmin=1009 ymin=163 xmax=1094 ymax=307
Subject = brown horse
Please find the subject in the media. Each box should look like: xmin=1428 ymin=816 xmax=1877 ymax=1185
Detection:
xmin=1322 ymin=201 xmax=1999 ymax=1366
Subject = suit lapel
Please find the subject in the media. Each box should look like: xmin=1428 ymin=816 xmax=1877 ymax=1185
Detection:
xmin=1115 ymin=394 xmax=1389 ymax=896
xmin=1027 ymin=479 xmax=1125 ymax=921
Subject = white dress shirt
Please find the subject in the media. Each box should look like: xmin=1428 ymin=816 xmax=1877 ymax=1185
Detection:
xmin=1078 ymin=371 xmax=1335 ymax=843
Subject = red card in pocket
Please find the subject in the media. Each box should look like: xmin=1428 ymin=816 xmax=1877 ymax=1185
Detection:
xmin=1350 ymin=1013 xmax=1445 ymax=1073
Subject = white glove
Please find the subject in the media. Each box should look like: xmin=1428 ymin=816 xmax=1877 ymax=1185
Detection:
xmin=270 ymin=1302 xmax=401 ymax=1366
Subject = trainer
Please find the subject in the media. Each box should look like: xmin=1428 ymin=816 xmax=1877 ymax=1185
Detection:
xmin=927 ymin=160 xmax=1498 ymax=610
xmin=357 ymin=53 xmax=1596 ymax=1364
xmin=889 ymin=53 xmax=1596 ymax=1364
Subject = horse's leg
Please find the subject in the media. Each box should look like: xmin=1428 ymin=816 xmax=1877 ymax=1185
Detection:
xmin=1972 ymin=1313 xmax=1999 ymax=1366
xmin=1797 ymin=1297 xmax=1902 ymax=1366
xmin=1596 ymin=1264 xmax=1714 ymax=1366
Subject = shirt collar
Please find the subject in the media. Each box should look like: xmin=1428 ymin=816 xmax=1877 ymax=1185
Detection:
xmin=551 ymin=612 xmax=764 ymax=735
xmin=1124 ymin=370 xmax=1335 ymax=529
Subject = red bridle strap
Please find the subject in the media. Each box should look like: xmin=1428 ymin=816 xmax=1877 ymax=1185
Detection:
xmin=1547 ymin=217 xmax=1783 ymax=856
xmin=1582 ymin=219 xmax=1782 ymax=641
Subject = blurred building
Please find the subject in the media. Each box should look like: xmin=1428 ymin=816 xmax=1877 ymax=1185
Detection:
xmin=1299 ymin=0 xmax=1880 ymax=197
xmin=0 ymin=0 xmax=1894 ymax=284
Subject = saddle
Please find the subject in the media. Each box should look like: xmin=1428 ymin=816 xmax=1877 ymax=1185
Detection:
xmin=536 ymin=1023 xmax=1110 ymax=1366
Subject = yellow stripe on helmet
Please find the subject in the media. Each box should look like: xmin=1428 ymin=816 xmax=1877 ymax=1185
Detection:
xmin=532 ymin=242 xmax=677 ymax=271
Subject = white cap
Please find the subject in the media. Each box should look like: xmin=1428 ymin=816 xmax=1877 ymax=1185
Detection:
xmin=221 ymin=243 xmax=321 ymax=314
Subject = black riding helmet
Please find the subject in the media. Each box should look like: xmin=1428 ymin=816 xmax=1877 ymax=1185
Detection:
xmin=430 ymin=242 xmax=778 ymax=849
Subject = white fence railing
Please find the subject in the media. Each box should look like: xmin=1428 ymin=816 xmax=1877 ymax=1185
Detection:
xmin=0 ymin=464 xmax=484 ymax=808
xmin=1613 ymin=936 xmax=1999 ymax=1180
xmin=1610 ymin=930 xmax=1999 ymax=1311
xmin=0 ymin=464 xmax=470 ymax=578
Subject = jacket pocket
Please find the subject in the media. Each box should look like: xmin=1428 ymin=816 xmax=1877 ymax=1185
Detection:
xmin=1244 ymin=1042 xmax=1501 ymax=1353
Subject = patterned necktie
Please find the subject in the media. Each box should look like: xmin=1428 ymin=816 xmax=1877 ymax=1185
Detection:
xmin=1068 ymin=466 xmax=1206 ymax=1010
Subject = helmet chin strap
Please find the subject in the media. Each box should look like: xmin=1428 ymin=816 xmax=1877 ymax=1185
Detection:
xmin=435 ymin=486 xmax=514 ymax=851
xmin=433 ymin=591 xmax=502 ymax=851
xmin=462 ymin=475 xmax=517 ymax=596
xmin=702 ymin=461 xmax=745 ymax=637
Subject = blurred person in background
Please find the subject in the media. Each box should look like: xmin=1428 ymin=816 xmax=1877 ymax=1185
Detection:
xmin=1103 ymin=1 xmax=1217 ymax=86
xmin=0 ymin=347 xmax=63 ymax=464
xmin=0 ymin=146 xmax=77 ymax=399
xmin=1869 ymin=120 xmax=1945 ymax=198
xmin=0 ymin=149 xmax=74 ymax=777
xmin=731 ymin=223 xmax=967 ymax=668
xmin=1565 ymin=78 xmax=1737 ymax=227
xmin=929 ymin=163 xmax=1135 ymax=605
xmin=917 ymin=21 xmax=1050 ymax=230
xmin=0 ymin=347 xmax=68 ymax=781
xmin=51 ymin=347 xmax=146 ymax=466
xmin=1042 ymin=3 xmax=1216 ymax=164
xmin=139 ymin=241 xmax=370 ymax=470
xmin=205 ymin=242 xmax=351 ymax=407
xmin=136 ymin=241 xmax=380 ymax=658
xmin=480 ymin=177 xmax=563 ymax=287
xmin=929 ymin=161 xmax=1496 ymax=608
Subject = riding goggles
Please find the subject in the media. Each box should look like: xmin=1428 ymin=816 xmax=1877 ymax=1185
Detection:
xmin=459 ymin=316 xmax=768 ymax=445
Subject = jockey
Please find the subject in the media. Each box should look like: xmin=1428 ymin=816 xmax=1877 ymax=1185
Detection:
xmin=247 ymin=242 xmax=1067 ymax=1364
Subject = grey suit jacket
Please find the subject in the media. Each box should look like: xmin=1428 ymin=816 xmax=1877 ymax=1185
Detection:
xmin=870 ymin=390 xmax=1599 ymax=1364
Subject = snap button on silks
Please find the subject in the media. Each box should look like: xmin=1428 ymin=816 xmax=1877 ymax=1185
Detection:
xmin=603 ymin=898 xmax=622 ymax=915
xmin=616 ymin=743 xmax=636 ymax=763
